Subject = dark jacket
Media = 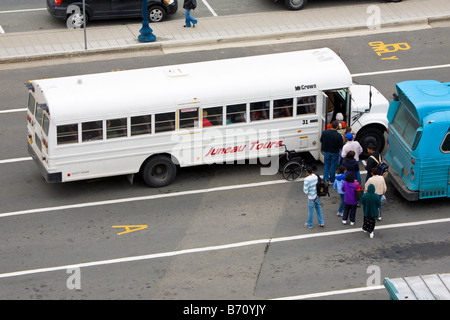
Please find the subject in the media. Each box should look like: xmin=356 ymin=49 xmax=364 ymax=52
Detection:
xmin=365 ymin=151 xmax=380 ymax=178
xmin=183 ymin=0 xmax=197 ymax=10
xmin=320 ymin=129 xmax=343 ymax=153
xmin=361 ymin=184 xmax=381 ymax=218
xmin=342 ymin=157 xmax=359 ymax=174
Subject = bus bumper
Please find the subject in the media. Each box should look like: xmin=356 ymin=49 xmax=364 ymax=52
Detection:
xmin=385 ymin=163 xmax=419 ymax=201
xmin=28 ymin=144 xmax=62 ymax=183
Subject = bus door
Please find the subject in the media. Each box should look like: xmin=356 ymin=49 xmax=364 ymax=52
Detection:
xmin=176 ymin=107 xmax=202 ymax=166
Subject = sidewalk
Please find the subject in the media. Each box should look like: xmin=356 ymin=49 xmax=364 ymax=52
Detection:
xmin=1 ymin=0 xmax=449 ymax=63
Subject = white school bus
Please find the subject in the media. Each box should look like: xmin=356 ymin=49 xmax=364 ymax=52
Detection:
xmin=26 ymin=48 xmax=389 ymax=187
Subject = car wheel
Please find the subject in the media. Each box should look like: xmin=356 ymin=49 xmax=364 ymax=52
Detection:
xmin=284 ymin=0 xmax=307 ymax=10
xmin=66 ymin=12 xmax=87 ymax=29
xmin=148 ymin=6 xmax=166 ymax=23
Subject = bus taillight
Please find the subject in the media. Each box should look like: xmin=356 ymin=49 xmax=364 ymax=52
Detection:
xmin=411 ymin=158 xmax=415 ymax=165
xmin=411 ymin=167 xmax=414 ymax=180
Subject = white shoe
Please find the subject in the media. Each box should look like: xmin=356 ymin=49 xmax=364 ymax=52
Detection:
xmin=342 ymin=220 xmax=347 ymax=225
xmin=350 ymin=222 xmax=355 ymax=226
xmin=370 ymin=232 xmax=374 ymax=238
xmin=337 ymin=212 xmax=343 ymax=217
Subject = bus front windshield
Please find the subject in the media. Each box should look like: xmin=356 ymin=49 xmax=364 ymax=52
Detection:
xmin=391 ymin=102 xmax=420 ymax=148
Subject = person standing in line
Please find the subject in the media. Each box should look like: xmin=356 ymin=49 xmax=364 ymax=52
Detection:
xmin=361 ymin=184 xmax=381 ymax=238
xmin=320 ymin=120 xmax=343 ymax=183
xmin=342 ymin=151 xmax=361 ymax=184
xmin=303 ymin=167 xmax=324 ymax=229
xmin=333 ymin=166 xmax=347 ymax=217
xmin=364 ymin=143 xmax=380 ymax=182
xmin=365 ymin=167 xmax=387 ymax=221
xmin=341 ymin=132 xmax=363 ymax=182
xmin=341 ymin=171 xmax=359 ymax=225
xmin=183 ymin=0 xmax=198 ymax=28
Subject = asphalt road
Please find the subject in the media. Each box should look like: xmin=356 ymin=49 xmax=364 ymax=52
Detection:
xmin=0 ymin=21 xmax=449 ymax=303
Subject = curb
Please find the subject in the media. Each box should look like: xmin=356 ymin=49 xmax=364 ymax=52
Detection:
xmin=1 ymin=15 xmax=449 ymax=65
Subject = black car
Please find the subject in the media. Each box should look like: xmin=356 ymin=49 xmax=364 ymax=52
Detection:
xmin=47 ymin=0 xmax=178 ymax=28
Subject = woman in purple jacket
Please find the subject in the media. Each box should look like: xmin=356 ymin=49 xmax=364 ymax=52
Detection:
xmin=341 ymin=171 xmax=359 ymax=225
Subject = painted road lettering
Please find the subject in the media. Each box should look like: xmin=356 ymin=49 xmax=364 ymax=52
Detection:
xmin=369 ymin=41 xmax=410 ymax=60
xmin=112 ymin=225 xmax=147 ymax=235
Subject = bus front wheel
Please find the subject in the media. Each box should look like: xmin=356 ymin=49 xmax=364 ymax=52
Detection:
xmin=142 ymin=155 xmax=176 ymax=187
xmin=357 ymin=127 xmax=385 ymax=154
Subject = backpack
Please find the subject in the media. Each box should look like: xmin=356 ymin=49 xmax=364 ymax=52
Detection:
xmin=370 ymin=155 xmax=389 ymax=178
xmin=316 ymin=174 xmax=330 ymax=197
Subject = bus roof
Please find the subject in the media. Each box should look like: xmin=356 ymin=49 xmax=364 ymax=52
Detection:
xmin=30 ymin=48 xmax=352 ymax=123
xmin=396 ymin=80 xmax=450 ymax=122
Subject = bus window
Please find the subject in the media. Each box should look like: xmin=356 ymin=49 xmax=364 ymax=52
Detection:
xmin=57 ymin=124 xmax=78 ymax=145
xmin=82 ymin=121 xmax=103 ymax=142
xmin=297 ymin=96 xmax=316 ymax=115
xmin=273 ymin=98 xmax=293 ymax=119
xmin=28 ymin=93 xmax=36 ymax=114
xmin=226 ymin=103 xmax=246 ymax=124
xmin=35 ymin=105 xmax=44 ymax=127
xmin=42 ymin=113 xmax=50 ymax=136
xmin=107 ymin=118 xmax=127 ymax=139
xmin=179 ymin=108 xmax=199 ymax=130
xmin=391 ymin=103 xmax=420 ymax=147
xmin=131 ymin=115 xmax=151 ymax=136
xmin=250 ymin=101 xmax=269 ymax=122
xmin=203 ymin=106 xmax=223 ymax=127
xmin=155 ymin=112 xmax=175 ymax=133
xmin=441 ymin=133 xmax=450 ymax=153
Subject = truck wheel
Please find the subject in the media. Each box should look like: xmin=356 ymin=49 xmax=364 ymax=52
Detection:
xmin=142 ymin=155 xmax=176 ymax=187
xmin=357 ymin=127 xmax=385 ymax=153
xmin=284 ymin=0 xmax=307 ymax=10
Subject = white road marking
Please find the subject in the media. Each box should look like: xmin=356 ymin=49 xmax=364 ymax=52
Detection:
xmin=0 ymin=8 xmax=47 ymax=14
xmin=352 ymin=64 xmax=450 ymax=77
xmin=201 ymin=0 xmax=218 ymax=17
xmin=0 ymin=157 xmax=31 ymax=164
xmin=0 ymin=217 xmax=448 ymax=294
xmin=0 ymin=108 xmax=27 ymax=114
xmin=273 ymin=285 xmax=385 ymax=300
xmin=0 ymin=25 xmax=5 ymax=34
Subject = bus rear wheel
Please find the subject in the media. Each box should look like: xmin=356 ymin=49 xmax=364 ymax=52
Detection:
xmin=142 ymin=155 xmax=176 ymax=187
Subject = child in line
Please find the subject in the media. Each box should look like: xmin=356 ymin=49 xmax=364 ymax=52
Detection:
xmin=333 ymin=166 xmax=347 ymax=217
xmin=341 ymin=171 xmax=359 ymax=225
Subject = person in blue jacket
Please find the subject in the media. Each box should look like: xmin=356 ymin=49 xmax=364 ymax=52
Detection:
xmin=333 ymin=166 xmax=347 ymax=217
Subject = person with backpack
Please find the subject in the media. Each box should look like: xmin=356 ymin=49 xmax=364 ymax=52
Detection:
xmin=341 ymin=171 xmax=359 ymax=226
xmin=183 ymin=0 xmax=198 ymax=28
xmin=364 ymin=143 xmax=380 ymax=182
xmin=303 ymin=167 xmax=324 ymax=229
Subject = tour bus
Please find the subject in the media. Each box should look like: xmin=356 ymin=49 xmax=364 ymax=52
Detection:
xmin=26 ymin=48 xmax=389 ymax=187
xmin=384 ymin=80 xmax=450 ymax=201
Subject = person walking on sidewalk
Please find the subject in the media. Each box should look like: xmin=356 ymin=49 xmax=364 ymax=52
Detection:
xmin=303 ymin=167 xmax=324 ymax=229
xmin=361 ymin=184 xmax=381 ymax=238
xmin=183 ymin=0 xmax=198 ymax=28
xmin=320 ymin=120 xmax=344 ymax=184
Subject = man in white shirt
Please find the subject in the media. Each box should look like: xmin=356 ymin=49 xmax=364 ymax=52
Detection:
xmin=303 ymin=167 xmax=324 ymax=229
xmin=341 ymin=133 xmax=363 ymax=161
